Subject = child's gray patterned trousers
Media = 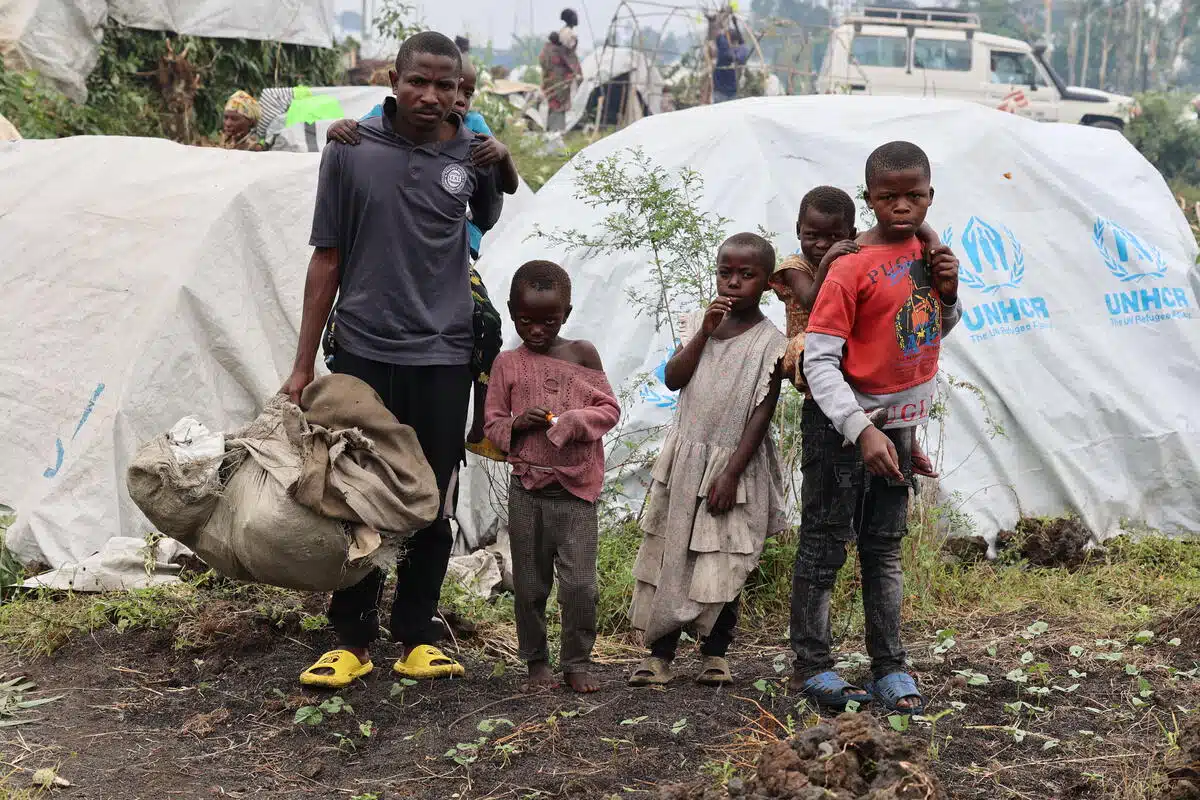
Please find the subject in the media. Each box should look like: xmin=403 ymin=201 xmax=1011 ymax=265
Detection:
xmin=508 ymin=478 xmax=599 ymax=673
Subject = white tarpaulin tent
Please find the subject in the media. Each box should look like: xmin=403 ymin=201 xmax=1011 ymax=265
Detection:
xmin=0 ymin=113 xmax=20 ymax=140
xmin=461 ymin=95 xmax=1200 ymax=548
xmin=0 ymin=0 xmax=106 ymax=101
xmin=0 ymin=136 xmax=319 ymax=566
xmin=0 ymin=0 xmax=334 ymax=101
xmin=526 ymin=46 xmax=665 ymax=132
xmin=0 ymin=133 xmax=531 ymax=568
xmin=109 ymin=0 xmax=334 ymax=47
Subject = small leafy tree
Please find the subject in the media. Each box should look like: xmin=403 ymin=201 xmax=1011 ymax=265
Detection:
xmin=532 ymin=147 xmax=731 ymax=344
xmin=1125 ymin=92 xmax=1200 ymax=186
xmin=373 ymin=0 xmax=423 ymax=42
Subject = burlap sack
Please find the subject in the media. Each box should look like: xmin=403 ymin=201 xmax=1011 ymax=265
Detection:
xmin=295 ymin=374 xmax=440 ymax=532
xmin=190 ymin=399 xmax=391 ymax=591
xmin=126 ymin=435 xmax=223 ymax=537
xmin=128 ymin=381 xmax=436 ymax=592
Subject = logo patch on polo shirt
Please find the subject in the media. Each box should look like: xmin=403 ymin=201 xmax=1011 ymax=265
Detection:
xmin=440 ymin=163 xmax=468 ymax=194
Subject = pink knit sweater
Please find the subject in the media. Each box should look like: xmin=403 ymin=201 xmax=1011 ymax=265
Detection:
xmin=483 ymin=346 xmax=620 ymax=502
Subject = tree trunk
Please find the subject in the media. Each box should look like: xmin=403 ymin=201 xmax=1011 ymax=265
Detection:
xmin=1145 ymin=0 xmax=1163 ymax=89
xmin=1169 ymin=0 xmax=1191 ymax=84
xmin=1121 ymin=0 xmax=1135 ymax=92
xmin=1082 ymin=5 xmax=1093 ymax=87
xmin=1134 ymin=0 xmax=1146 ymax=90
xmin=1099 ymin=4 xmax=1112 ymax=88
xmin=1068 ymin=16 xmax=1080 ymax=85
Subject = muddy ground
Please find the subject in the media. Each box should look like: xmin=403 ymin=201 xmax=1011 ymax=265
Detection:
xmin=1 ymin=599 xmax=1197 ymax=799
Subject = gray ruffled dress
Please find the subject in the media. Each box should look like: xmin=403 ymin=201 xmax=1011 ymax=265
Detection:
xmin=629 ymin=316 xmax=789 ymax=645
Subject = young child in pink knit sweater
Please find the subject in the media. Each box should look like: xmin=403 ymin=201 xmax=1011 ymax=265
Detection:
xmin=484 ymin=260 xmax=620 ymax=693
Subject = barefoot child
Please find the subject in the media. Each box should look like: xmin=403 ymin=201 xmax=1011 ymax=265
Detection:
xmin=790 ymin=142 xmax=961 ymax=714
xmin=628 ymin=233 xmax=788 ymax=688
xmin=326 ymin=59 xmax=519 ymax=460
xmin=483 ymin=261 xmax=619 ymax=693
xmin=770 ymin=186 xmax=939 ymax=477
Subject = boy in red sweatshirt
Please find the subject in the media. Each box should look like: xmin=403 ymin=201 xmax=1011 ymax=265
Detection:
xmin=791 ymin=141 xmax=961 ymax=714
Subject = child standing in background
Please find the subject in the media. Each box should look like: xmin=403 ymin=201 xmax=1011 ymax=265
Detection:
xmin=325 ymin=59 xmax=519 ymax=459
xmin=484 ymin=261 xmax=620 ymax=694
xmin=791 ymin=141 xmax=961 ymax=714
xmin=628 ymin=233 xmax=788 ymax=688
xmin=770 ymin=185 xmax=940 ymax=477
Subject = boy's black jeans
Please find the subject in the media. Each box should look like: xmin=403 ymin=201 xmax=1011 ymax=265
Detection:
xmin=790 ymin=399 xmax=912 ymax=683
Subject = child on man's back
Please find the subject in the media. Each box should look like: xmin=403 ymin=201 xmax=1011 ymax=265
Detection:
xmin=483 ymin=261 xmax=619 ymax=694
xmin=627 ymin=233 xmax=788 ymax=688
xmin=325 ymin=59 xmax=519 ymax=460
xmin=770 ymin=185 xmax=939 ymax=477
xmin=790 ymin=141 xmax=961 ymax=715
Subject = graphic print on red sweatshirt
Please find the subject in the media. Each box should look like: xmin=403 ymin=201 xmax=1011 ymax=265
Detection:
xmin=806 ymin=240 xmax=944 ymax=396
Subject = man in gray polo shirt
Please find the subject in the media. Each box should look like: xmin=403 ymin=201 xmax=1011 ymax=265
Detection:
xmin=283 ymin=31 xmax=503 ymax=688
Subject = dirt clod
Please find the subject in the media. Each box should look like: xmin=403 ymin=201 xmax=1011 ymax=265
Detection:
xmin=661 ymin=712 xmax=946 ymax=799
xmin=942 ymin=535 xmax=989 ymax=563
xmin=180 ymin=707 xmax=230 ymax=738
xmin=173 ymin=600 xmax=260 ymax=655
xmin=1000 ymin=516 xmax=1095 ymax=569
xmin=1156 ymin=605 xmax=1200 ymax=645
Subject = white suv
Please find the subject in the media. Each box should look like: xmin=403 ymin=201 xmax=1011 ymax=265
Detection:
xmin=817 ymin=7 xmax=1133 ymax=129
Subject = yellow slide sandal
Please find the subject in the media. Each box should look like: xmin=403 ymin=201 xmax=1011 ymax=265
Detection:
xmin=393 ymin=645 xmax=465 ymax=679
xmin=299 ymin=649 xmax=373 ymax=688
xmin=465 ymin=437 xmax=506 ymax=461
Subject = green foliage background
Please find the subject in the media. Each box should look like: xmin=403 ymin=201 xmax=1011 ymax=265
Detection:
xmin=1125 ymin=92 xmax=1200 ymax=186
xmin=0 ymin=22 xmax=344 ymax=140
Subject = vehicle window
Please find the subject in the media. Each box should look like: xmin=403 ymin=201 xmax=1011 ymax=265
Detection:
xmin=913 ymin=39 xmax=971 ymax=71
xmin=990 ymin=51 xmax=1047 ymax=86
xmin=851 ymin=35 xmax=908 ymax=68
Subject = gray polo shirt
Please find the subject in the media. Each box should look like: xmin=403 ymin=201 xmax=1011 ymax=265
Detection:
xmin=310 ymin=97 xmax=503 ymax=366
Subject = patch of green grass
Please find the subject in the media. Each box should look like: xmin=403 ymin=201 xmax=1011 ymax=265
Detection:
xmin=439 ymin=574 xmax=516 ymax=627
xmin=596 ymin=520 xmax=641 ymax=635
xmin=5 ymin=501 xmax=1196 ymax=664
xmin=0 ymin=574 xmax=313 ymax=657
xmin=0 ymin=507 xmax=23 ymax=592
xmin=901 ymin=503 xmax=1200 ymax=631
xmin=0 ymin=777 xmax=49 ymax=799
xmin=0 ymin=584 xmax=199 ymax=656
xmin=499 ymin=126 xmax=602 ymax=191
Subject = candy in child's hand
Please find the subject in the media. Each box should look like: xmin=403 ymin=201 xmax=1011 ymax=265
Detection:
xmin=546 ymin=412 xmax=558 ymax=425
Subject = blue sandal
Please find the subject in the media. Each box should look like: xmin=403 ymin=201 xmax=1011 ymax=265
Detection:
xmin=867 ymin=672 xmax=925 ymax=715
xmin=793 ymin=670 xmax=872 ymax=711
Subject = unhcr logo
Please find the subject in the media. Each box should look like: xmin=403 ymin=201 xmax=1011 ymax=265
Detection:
xmin=1092 ymin=218 xmax=1167 ymax=282
xmin=1092 ymin=218 xmax=1194 ymax=327
xmin=638 ymin=348 xmax=679 ymax=410
xmin=943 ymin=216 xmax=1051 ymax=343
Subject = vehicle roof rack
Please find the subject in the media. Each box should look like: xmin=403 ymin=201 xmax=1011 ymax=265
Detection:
xmin=842 ymin=6 xmax=981 ymax=30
